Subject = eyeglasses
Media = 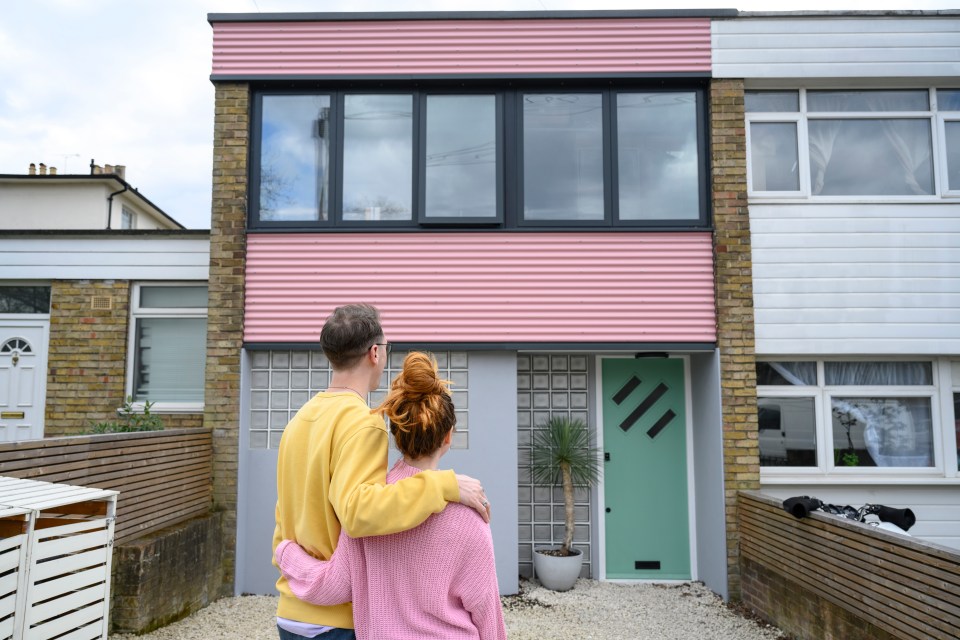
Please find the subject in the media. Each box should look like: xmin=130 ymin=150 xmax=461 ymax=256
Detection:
xmin=370 ymin=342 xmax=391 ymax=355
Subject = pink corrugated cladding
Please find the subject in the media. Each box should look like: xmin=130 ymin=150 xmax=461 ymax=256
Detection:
xmin=244 ymin=233 xmax=717 ymax=344
xmin=211 ymin=18 xmax=712 ymax=76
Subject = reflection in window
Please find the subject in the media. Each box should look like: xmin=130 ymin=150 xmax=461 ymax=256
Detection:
xmin=749 ymin=122 xmax=800 ymax=192
xmin=523 ymin=94 xmax=604 ymax=221
xmin=0 ymin=286 xmax=51 ymax=314
xmin=954 ymin=392 xmax=960 ymax=471
xmin=425 ymin=95 xmax=497 ymax=218
xmin=745 ymin=91 xmax=799 ymax=113
xmin=342 ymin=94 xmax=413 ymax=221
xmin=617 ymin=92 xmax=700 ymax=220
xmin=946 ymin=121 xmax=960 ymax=191
xmin=824 ymin=361 xmax=932 ymax=386
xmin=807 ymin=90 xmax=928 ymax=112
xmin=756 ymin=362 xmax=816 ymax=386
xmin=758 ymin=397 xmax=817 ymax=466
xmin=809 ymin=119 xmax=933 ymax=195
xmin=259 ymin=95 xmax=331 ymax=222
xmin=832 ymin=397 xmax=934 ymax=468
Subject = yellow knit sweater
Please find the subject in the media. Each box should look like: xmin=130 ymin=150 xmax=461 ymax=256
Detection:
xmin=273 ymin=391 xmax=459 ymax=628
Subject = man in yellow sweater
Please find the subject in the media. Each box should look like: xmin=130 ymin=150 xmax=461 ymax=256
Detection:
xmin=273 ymin=303 xmax=490 ymax=640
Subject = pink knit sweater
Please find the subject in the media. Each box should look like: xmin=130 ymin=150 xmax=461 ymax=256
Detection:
xmin=275 ymin=460 xmax=507 ymax=640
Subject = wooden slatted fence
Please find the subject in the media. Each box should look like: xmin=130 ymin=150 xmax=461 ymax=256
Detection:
xmin=0 ymin=429 xmax=212 ymax=545
xmin=738 ymin=491 xmax=960 ymax=640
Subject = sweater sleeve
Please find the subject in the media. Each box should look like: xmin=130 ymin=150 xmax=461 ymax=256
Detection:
xmin=329 ymin=424 xmax=460 ymax=538
xmin=275 ymin=532 xmax=353 ymax=606
xmin=451 ymin=514 xmax=508 ymax=640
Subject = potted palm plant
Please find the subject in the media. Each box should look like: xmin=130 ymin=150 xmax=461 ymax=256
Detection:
xmin=529 ymin=415 xmax=602 ymax=591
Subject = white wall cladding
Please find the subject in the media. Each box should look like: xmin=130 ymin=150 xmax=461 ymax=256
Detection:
xmin=751 ymin=203 xmax=960 ymax=355
xmin=712 ymin=17 xmax=960 ymax=80
xmin=0 ymin=235 xmax=210 ymax=280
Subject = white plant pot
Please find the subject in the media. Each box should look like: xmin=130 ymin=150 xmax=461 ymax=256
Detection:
xmin=533 ymin=547 xmax=583 ymax=592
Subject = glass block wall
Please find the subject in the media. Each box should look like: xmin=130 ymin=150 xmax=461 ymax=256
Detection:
xmin=249 ymin=349 xmax=469 ymax=449
xmin=517 ymin=353 xmax=595 ymax=579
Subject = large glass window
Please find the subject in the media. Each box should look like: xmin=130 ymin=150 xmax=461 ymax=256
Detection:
xmin=424 ymin=95 xmax=498 ymax=220
xmin=745 ymin=88 xmax=956 ymax=198
xmin=757 ymin=360 xmax=943 ymax=473
xmin=616 ymin=92 xmax=701 ymax=220
xmin=130 ymin=285 xmax=207 ymax=406
xmin=342 ymin=94 xmax=414 ymax=222
xmin=522 ymin=93 xmax=604 ymax=221
xmin=258 ymin=95 xmax=332 ymax=221
xmin=251 ymin=86 xmax=707 ymax=228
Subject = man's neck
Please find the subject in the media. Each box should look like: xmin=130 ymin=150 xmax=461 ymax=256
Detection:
xmin=327 ymin=372 xmax=371 ymax=401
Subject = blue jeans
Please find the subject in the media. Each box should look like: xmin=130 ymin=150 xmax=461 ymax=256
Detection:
xmin=277 ymin=626 xmax=356 ymax=640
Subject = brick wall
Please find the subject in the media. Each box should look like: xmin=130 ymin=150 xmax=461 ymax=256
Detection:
xmin=206 ymin=81 xmax=249 ymax=595
xmin=741 ymin=557 xmax=899 ymax=640
xmin=111 ymin=512 xmax=224 ymax=634
xmin=709 ymin=78 xmax=759 ymax=600
xmin=45 ymin=280 xmax=130 ymax=436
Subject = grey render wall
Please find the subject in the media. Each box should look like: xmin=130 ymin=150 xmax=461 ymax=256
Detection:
xmin=690 ymin=350 xmax=728 ymax=599
xmin=235 ymin=349 xmax=519 ymax=596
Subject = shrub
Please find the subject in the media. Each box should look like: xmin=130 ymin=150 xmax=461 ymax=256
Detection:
xmin=89 ymin=397 xmax=164 ymax=433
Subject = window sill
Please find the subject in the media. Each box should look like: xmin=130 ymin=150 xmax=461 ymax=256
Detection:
xmin=124 ymin=402 xmax=204 ymax=414
xmin=761 ymin=474 xmax=960 ymax=485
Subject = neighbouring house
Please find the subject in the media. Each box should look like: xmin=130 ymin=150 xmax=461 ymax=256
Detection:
xmin=712 ymin=11 xmax=960 ymax=553
xmin=202 ymin=8 xmax=959 ymax=606
xmin=0 ymin=162 xmax=210 ymax=442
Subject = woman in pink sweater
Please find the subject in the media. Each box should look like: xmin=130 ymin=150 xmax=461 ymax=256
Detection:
xmin=275 ymin=352 xmax=507 ymax=640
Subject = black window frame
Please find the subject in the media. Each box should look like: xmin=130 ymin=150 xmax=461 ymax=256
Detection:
xmin=249 ymin=81 xmax=710 ymax=231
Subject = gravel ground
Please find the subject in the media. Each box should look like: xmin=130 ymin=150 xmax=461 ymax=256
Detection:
xmin=109 ymin=579 xmax=785 ymax=640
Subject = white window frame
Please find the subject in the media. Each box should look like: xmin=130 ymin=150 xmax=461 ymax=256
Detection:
xmin=759 ymin=358 xmax=948 ymax=482
xmin=120 ymin=206 xmax=137 ymax=229
xmin=125 ymin=282 xmax=207 ymax=413
xmin=746 ymin=88 xmax=956 ymax=202
xmin=935 ymin=110 xmax=960 ymax=198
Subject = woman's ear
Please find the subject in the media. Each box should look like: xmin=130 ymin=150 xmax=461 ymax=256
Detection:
xmin=443 ymin=430 xmax=453 ymax=446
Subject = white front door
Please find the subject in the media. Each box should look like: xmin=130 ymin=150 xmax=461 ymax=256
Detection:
xmin=0 ymin=324 xmax=47 ymax=441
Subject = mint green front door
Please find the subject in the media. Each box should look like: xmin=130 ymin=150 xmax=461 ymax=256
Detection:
xmin=601 ymin=357 xmax=690 ymax=579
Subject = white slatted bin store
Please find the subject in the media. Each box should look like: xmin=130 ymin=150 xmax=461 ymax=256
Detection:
xmin=0 ymin=476 xmax=118 ymax=640
xmin=0 ymin=504 xmax=31 ymax=640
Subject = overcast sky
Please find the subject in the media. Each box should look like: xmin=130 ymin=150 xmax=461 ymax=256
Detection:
xmin=1 ymin=0 xmax=955 ymax=229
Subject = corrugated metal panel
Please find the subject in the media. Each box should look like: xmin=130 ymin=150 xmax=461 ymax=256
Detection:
xmin=751 ymin=203 xmax=960 ymax=355
xmin=212 ymin=19 xmax=712 ymax=76
xmin=244 ymin=232 xmax=716 ymax=344
xmin=712 ymin=17 xmax=960 ymax=79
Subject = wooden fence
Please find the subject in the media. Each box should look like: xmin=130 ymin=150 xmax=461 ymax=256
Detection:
xmin=0 ymin=428 xmax=212 ymax=544
xmin=738 ymin=490 xmax=960 ymax=640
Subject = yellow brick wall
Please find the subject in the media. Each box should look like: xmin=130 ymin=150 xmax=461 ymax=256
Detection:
xmin=710 ymin=78 xmax=759 ymax=600
xmin=45 ymin=280 xmax=130 ymax=435
xmin=206 ymin=82 xmax=249 ymax=596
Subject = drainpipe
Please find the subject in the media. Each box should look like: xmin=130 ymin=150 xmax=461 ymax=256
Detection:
xmin=106 ymin=181 xmax=128 ymax=230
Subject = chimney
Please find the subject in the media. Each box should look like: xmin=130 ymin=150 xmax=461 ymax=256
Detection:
xmin=114 ymin=165 xmax=126 ymax=180
xmin=104 ymin=163 xmax=113 ymax=174
xmin=49 ymin=166 xmax=57 ymax=175
xmin=28 ymin=163 xmax=36 ymax=175
xmin=92 ymin=164 xmax=102 ymax=175
xmin=39 ymin=163 xmax=47 ymax=175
